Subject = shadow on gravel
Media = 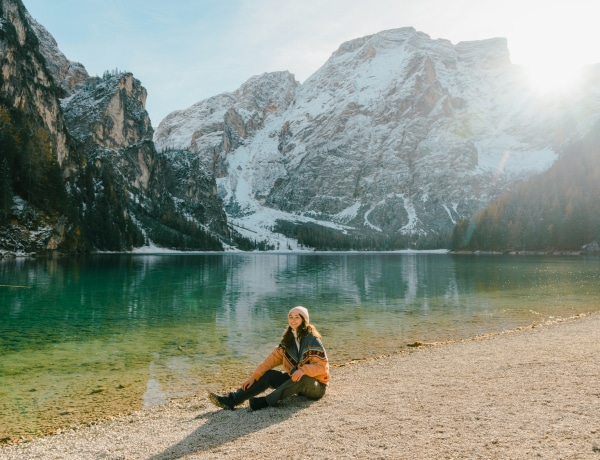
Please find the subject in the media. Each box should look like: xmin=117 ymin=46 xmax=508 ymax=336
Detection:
xmin=146 ymin=396 xmax=313 ymax=459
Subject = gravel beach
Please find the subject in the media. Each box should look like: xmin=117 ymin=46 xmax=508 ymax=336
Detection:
xmin=1 ymin=312 xmax=599 ymax=460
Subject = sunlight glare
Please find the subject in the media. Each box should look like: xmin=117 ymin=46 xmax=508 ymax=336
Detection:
xmin=523 ymin=61 xmax=584 ymax=94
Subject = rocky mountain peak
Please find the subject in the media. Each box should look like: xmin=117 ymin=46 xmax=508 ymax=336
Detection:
xmin=25 ymin=11 xmax=89 ymax=96
xmin=154 ymin=27 xmax=599 ymax=248
xmin=153 ymin=71 xmax=298 ymax=155
xmin=62 ymin=71 xmax=153 ymax=151
xmin=455 ymin=37 xmax=510 ymax=68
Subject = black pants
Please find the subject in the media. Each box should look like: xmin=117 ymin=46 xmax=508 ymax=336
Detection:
xmin=231 ymin=370 xmax=326 ymax=407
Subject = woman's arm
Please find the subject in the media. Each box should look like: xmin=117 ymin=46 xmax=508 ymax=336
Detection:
xmin=298 ymin=355 xmax=329 ymax=379
xmin=241 ymin=346 xmax=284 ymax=388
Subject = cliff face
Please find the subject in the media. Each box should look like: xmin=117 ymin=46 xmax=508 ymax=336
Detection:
xmin=0 ymin=0 xmax=70 ymax=166
xmin=61 ymin=72 xmax=157 ymax=200
xmin=62 ymin=73 xmax=152 ymax=151
xmin=0 ymin=0 xmax=230 ymax=254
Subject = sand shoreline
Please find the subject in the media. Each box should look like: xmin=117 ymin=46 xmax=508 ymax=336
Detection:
xmin=1 ymin=311 xmax=599 ymax=459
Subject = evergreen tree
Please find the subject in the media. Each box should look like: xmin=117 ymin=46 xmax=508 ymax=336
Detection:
xmin=20 ymin=127 xmax=66 ymax=213
xmin=0 ymin=155 xmax=12 ymax=224
xmin=0 ymin=107 xmax=17 ymax=224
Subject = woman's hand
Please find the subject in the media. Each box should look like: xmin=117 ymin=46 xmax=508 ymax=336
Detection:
xmin=291 ymin=369 xmax=304 ymax=382
xmin=241 ymin=378 xmax=255 ymax=390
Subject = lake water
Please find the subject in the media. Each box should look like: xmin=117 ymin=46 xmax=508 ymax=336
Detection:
xmin=1 ymin=252 xmax=599 ymax=440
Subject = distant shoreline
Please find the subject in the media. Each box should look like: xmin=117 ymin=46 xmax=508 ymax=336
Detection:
xmin=4 ymin=247 xmax=600 ymax=259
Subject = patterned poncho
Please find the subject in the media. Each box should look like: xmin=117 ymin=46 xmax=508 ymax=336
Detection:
xmin=251 ymin=332 xmax=331 ymax=385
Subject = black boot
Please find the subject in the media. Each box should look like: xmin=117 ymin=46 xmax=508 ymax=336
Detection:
xmin=209 ymin=392 xmax=235 ymax=410
xmin=249 ymin=397 xmax=269 ymax=411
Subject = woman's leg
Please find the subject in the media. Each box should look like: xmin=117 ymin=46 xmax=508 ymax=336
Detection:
xmin=230 ymin=370 xmax=290 ymax=405
xmin=264 ymin=375 xmax=326 ymax=406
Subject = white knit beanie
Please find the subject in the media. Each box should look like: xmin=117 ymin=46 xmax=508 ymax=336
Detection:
xmin=289 ymin=306 xmax=309 ymax=324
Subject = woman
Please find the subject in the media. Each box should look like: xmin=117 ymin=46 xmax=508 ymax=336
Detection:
xmin=209 ymin=306 xmax=330 ymax=411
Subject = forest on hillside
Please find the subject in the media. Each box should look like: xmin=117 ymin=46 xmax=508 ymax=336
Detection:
xmin=0 ymin=104 xmax=228 ymax=253
xmin=0 ymin=106 xmax=67 ymax=224
xmin=272 ymin=219 xmax=449 ymax=251
xmin=0 ymin=103 xmax=146 ymax=252
xmin=451 ymin=123 xmax=600 ymax=252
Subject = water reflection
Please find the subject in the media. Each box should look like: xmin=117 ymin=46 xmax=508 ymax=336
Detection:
xmin=1 ymin=253 xmax=598 ymax=440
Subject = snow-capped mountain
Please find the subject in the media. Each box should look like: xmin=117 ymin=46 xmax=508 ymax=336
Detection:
xmin=154 ymin=27 xmax=600 ymax=248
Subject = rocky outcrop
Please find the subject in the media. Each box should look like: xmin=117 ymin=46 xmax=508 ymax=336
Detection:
xmin=62 ymin=72 xmax=153 ymax=153
xmin=1 ymin=0 xmax=230 ymax=253
xmin=0 ymin=0 xmax=70 ymax=166
xmin=25 ymin=10 xmax=88 ymax=97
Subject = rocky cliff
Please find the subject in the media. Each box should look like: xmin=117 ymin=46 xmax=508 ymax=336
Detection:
xmin=0 ymin=0 xmax=231 ymax=254
xmin=154 ymin=27 xmax=600 ymax=249
xmin=25 ymin=10 xmax=88 ymax=97
xmin=0 ymin=0 xmax=71 ymax=166
xmin=154 ymin=71 xmax=299 ymax=178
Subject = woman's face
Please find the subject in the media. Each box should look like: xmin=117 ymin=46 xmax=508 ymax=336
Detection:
xmin=288 ymin=312 xmax=304 ymax=331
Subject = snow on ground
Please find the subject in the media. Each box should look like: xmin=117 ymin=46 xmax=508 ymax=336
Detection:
xmin=229 ymin=203 xmax=356 ymax=252
xmin=398 ymin=193 xmax=420 ymax=234
xmin=363 ymin=205 xmax=382 ymax=232
xmin=442 ymin=204 xmax=457 ymax=225
xmin=334 ymin=201 xmax=361 ymax=223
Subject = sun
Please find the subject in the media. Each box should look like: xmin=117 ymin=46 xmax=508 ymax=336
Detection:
xmin=504 ymin=0 xmax=594 ymax=96
xmin=522 ymin=61 xmax=584 ymax=94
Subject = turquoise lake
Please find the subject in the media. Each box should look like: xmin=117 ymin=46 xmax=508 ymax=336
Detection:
xmin=1 ymin=252 xmax=599 ymax=440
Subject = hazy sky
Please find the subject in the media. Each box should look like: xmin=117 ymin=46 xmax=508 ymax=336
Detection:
xmin=24 ymin=0 xmax=599 ymax=125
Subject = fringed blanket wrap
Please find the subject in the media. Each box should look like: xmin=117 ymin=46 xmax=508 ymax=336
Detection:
xmin=251 ymin=333 xmax=330 ymax=385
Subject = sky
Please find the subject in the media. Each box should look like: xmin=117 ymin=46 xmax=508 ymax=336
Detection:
xmin=23 ymin=0 xmax=600 ymax=125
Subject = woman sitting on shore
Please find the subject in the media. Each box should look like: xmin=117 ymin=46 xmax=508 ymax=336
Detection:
xmin=209 ymin=306 xmax=330 ymax=411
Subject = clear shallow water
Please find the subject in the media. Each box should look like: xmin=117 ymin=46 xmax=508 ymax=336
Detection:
xmin=1 ymin=253 xmax=599 ymax=440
